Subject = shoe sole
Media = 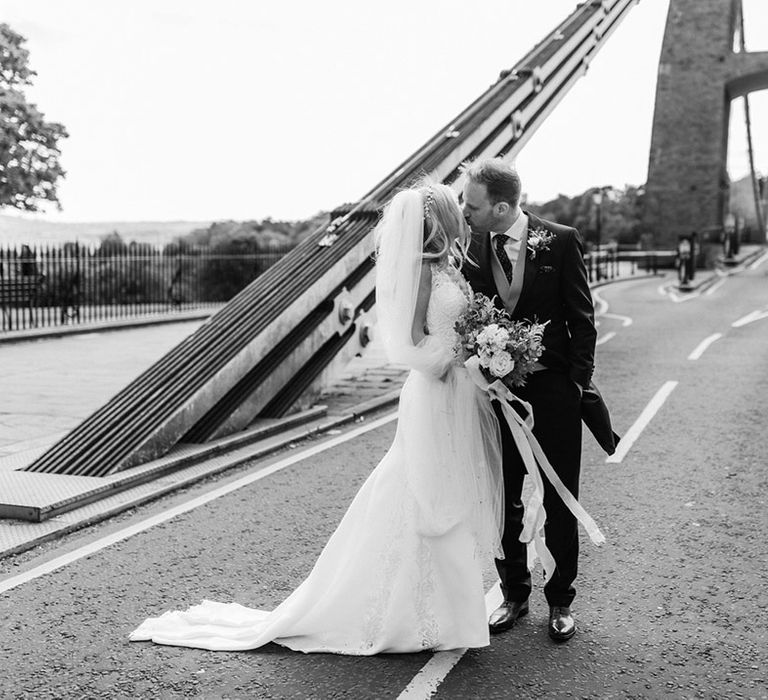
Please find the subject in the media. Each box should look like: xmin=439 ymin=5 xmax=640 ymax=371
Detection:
xmin=548 ymin=626 xmax=576 ymax=643
xmin=488 ymin=605 xmax=529 ymax=634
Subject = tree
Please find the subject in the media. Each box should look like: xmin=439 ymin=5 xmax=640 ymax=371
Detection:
xmin=0 ymin=23 xmax=68 ymax=211
xmin=529 ymin=185 xmax=645 ymax=248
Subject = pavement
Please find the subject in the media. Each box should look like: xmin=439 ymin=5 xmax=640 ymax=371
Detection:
xmin=0 ymin=245 xmax=762 ymax=559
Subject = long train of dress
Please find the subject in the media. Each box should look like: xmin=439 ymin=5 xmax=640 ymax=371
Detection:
xmin=130 ymin=265 xmax=504 ymax=654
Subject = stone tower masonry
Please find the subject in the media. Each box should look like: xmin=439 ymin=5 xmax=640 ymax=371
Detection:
xmin=644 ymin=0 xmax=768 ymax=248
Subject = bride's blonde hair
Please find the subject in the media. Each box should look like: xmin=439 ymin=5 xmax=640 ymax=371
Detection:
xmin=417 ymin=180 xmax=471 ymax=266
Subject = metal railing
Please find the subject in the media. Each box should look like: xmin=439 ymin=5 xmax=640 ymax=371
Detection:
xmin=0 ymin=241 xmax=295 ymax=333
xmin=584 ymin=249 xmax=677 ymax=284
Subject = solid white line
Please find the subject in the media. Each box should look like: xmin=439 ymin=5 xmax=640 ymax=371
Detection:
xmin=602 ymin=312 xmax=633 ymax=327
xmin=592 ymin=289 xmax=609 ymax=316
xmin=397 ymin=585 xmax=503 ymax=700
xmin=748 ymin=250 xmax=768 ymax=270
xmin=671 ymin=290 xmax=701 ymax=303
xmin=687 ymin=333 xmax=723 ymax=360
xmin=0 ymin=412 xmax=399 ymax=596
xmin=704 ymin=278 xmax=726 ymax=296
xmin=596 ymin=331 xmax=616 ymax=346
xmin=606 ymin=381 xmax=678 ymax=464
xmin=732 ymin=309 xmax=768 ymax=328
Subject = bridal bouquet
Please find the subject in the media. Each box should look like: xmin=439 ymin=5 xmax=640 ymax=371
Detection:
xmin=454 ymin=293 xmax=547 ymax=389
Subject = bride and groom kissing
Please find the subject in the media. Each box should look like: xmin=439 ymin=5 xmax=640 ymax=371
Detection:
xmin=130 ymin=158 xmax=618 ymax=654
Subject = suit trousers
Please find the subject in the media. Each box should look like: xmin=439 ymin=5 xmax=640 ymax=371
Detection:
xmin=493 ymin=369 xmax=582 ymax=607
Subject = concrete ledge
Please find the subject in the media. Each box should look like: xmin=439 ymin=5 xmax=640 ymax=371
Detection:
xmin=0 ymin=390 xmax=401 ymax=558
xmin=0 ymin=405 xmax=329 ymax=523
xmin=0 ymin=394 xmax=398 ymax=557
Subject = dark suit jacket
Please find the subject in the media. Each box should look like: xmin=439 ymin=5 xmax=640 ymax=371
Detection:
xmin=462 ymin=211 xmax=596 ymax=389
xmin=462 ymin=212 xmax=620 ymax=455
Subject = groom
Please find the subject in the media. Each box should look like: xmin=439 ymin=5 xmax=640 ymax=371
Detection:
xmin=460 ymin=158 xmax=596 ymax=643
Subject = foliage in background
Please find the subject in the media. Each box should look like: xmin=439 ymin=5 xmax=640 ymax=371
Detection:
xmin=528 ymin=185 xmax=645 ymax=248
xmin=163 ymin=212 xmax=329 ymax=300
xmin=0 ymin=24 xmax=68 ymax=212
xmin=729 ymin=173 xmax=767 ymax=240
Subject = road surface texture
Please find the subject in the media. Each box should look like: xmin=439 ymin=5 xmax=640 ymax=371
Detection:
xmin=1 ymin=261 xmax=767 ymax=699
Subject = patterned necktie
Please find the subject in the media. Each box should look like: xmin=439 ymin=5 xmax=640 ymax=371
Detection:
xmin=494 ymin=233 xmax=514 ymax=283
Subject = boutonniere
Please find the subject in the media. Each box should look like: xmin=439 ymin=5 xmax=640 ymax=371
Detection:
xmin=526 ymin=227 xmax=555 ymax=259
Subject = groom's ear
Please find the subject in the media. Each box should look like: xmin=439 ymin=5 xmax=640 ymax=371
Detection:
xmin=494 ymin=201 xmax=510 ymax=217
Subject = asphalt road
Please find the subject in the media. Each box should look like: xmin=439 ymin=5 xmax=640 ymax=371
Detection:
xmin=1 ymin=261 xmax=767 ymax=699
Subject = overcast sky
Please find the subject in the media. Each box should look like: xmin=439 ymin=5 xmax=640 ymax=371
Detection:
xmin=1 ymin=0 xmax=767 ymax=223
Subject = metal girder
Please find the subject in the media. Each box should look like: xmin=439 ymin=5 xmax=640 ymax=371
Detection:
xmin=23 ymin=0 xmax=639 ymax=479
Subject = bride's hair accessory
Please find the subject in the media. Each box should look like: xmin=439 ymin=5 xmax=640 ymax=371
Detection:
xmin=423 ymin=187 xmax=435 ymax=221
xmin=416 ymin=180 xmax=470 ymax=265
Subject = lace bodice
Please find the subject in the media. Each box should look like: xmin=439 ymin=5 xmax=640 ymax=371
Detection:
xmin=426 ymin=264 xmax=471 ymax=352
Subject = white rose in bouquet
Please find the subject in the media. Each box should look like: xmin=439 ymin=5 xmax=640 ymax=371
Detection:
xmin=476 ymin=324 xmax=499 ymax=348
xmin=489 ymin=350 xmax=515 ymax=378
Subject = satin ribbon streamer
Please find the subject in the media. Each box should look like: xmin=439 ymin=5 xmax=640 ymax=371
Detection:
xmin=465 ymin=357 xmax=605 ymax=582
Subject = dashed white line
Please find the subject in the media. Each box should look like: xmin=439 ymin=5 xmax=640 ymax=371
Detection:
xmin=687 ymin=333 xmax=723 ymax=360
xmin=606 ymin=381 xmax=678 ymax=464
xmin=0 ymin=412 xmax=399 ymax=596
xmin=732 ymin=309 xmax=768 ymax=328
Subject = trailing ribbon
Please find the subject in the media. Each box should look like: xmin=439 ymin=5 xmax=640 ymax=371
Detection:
xmin=465 ymin=357 xmax=605 ymax=582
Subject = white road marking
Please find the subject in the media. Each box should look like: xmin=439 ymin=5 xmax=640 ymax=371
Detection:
xmin=397 ymin=651 xmax=465 ymax=699
xmin=602 ymin=312 xmax=633 ymax=327
xmin=591 ymin=288 xmax=632 ymax=342
xmin=592 ymin=289 xmax=609 ymax=316
xmin=0 ymin=412 xmax=399 ymax=595
xmin=748 ymin=250 xmax=768 ymax=270
xmin=596 ymin=331 xmax=616 ymax=346
xmin=687 ymin=333 xmax=723 ymax=360
xmin=606 ymin=381 xmax=678 ymax=464
xmin=397 ymin=585 xmax=503 ymax=700
xmin=666 ymin=287 xmax=701 ymax=303
xmin=704 ymin=278 xmax=726 ymax=296
xmin=732 ymin=309 xmax=768 ymax=328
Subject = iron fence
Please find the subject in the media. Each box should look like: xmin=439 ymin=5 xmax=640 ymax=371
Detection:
xmin=583 ymin=249 xmax=675 ymax=284
xmin=0 ymin=241 xmax=295 ymax=333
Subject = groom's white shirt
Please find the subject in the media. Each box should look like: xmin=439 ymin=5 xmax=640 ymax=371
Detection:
xmin=491 ymin=206 xmax=527 ymax=268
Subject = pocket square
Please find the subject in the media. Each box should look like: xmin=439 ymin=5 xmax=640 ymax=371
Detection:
xmin=538 ymin=265 xmax=555 ymax=274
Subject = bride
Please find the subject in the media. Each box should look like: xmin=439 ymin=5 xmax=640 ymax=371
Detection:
xmin=129 ymin=183 xmax=506 ymax=654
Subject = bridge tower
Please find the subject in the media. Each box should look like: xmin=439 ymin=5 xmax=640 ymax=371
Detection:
xmin=644 ymin=0 xmax=768 ymax=248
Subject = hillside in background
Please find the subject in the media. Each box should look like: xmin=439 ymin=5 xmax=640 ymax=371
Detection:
xmin=0 ymin=214 xmax=214 ymax=246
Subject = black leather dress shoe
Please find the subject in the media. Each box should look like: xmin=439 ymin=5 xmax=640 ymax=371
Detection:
xmin=548 ymin=605 xmax=576 ymax=642
xmin=488 ymin=600 xmax=529 ymax=634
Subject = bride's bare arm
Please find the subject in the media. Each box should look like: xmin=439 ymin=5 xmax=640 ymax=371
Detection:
xmin=411 ymin=262 xmax=432 ymax=345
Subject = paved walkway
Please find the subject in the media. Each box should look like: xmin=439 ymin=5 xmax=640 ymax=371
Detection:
xmin=0 ymin=318 xmax=405 ymax=472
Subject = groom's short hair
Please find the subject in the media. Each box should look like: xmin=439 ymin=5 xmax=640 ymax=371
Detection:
xmin=463 ymin=158 xmax=521 ymax=208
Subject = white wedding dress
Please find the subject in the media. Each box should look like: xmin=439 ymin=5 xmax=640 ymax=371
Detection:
xmin=130 ymin=263 xmax=504 ymax=654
